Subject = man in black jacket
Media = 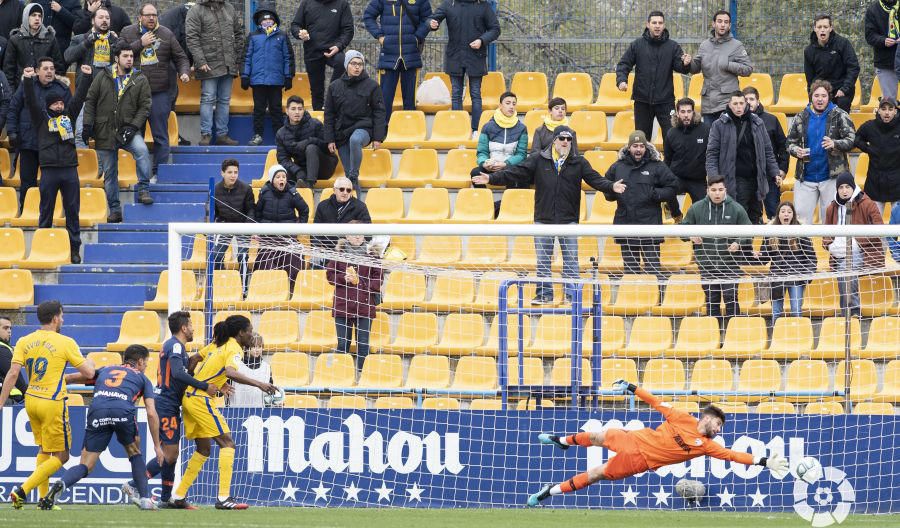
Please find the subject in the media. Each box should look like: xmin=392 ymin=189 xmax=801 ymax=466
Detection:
xmin=313 ymin=175 xmax=371 ymax=251
xmin=865 ymin=0 xmax=898 ymax=101
xmin=474 ymin=126 xmax=626 ymax=304
xmin=290 ymin=0 xmax=354 ymax=111
xmin=158 ymin=1 xmax=193 ymax=146
xmin=804 ymin=14 xmax=859 ymax=113
xmin=0 ymin=0 xmax=24 ymax=48
xmin=616 ymin=10 xmax=691 ymax=139
xmin=0 ymin=315 xmax=27 ymax=404
xmin=63 ymin=5 xmax=117 ymax=89
xmin=3 ymin=3 xmax=65 ymax=89
xmin=665 ymin=97 xmax=710 ymax=205
xmin=277 ymin=95 xmax=337 ymax=188
xmin=34 ymin=0 xmax=82 ymax=52
xmin=213 ymin=158 xmax=255 ymax=294
xmin=855 ymin=98 xmax=900 ymax=211
xmin=72 ymin=0 xmax=128 ymax=35
xmin=743 ymin=86 xmax=788 ymax=219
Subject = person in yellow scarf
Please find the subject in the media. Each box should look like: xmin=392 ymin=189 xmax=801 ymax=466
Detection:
xmin=532 ymin=97 xmax=579 ymax=154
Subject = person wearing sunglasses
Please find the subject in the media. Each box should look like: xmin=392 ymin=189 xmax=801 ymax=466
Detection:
xmin=312 ymin=176 xmax=372 ymax=253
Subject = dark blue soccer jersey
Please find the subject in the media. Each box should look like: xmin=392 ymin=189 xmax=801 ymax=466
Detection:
xmin=157 ymin=336 xmax=193 ymax=403
xmin=90 ymin=365 xmax=155 ymax=412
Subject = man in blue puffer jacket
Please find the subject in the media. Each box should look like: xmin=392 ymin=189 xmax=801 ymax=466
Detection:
xmin=241 ymin=4 xmax=295 ymax=146
xmin=363 ymin=0 xmax=432 ymax=122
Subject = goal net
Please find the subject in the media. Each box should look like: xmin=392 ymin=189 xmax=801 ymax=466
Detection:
xmin=165 ymin=221 xmax=900 ymax=519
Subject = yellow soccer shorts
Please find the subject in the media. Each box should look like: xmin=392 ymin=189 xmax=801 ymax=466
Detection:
xmin=182 ymin=394 xmax=230 ymax=440
xmin=24 ymin=396 xmax=72 ymax=453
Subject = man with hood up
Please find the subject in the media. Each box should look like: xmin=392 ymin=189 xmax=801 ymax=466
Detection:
xmin=291 ymin=0 xmax=354 ymax=111
xmin=3 ymin=3 xmax=65 ymax=89
xmin=855 ymin=97 xmax=900 ymax=211
xmin=804 ymin=14 xmax=860 ymax=113
xmin=33 ymin=0 xmax=82 ymax=53
xmin=689 ymin=9 xmax=753 ymax=122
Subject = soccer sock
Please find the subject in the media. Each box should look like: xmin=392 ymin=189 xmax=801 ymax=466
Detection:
xmin=22 ymin=456 xmax=63 ymax=494
xmin=144 ymin=457 xmax=162 ymax=479
xmin=557 ymin=472 xmax=591 ymax=494
xmin=35 ymin=453 xmax=50 ymax=498
xmin=217 ymin=447 xmax=235 ymax=501
xmin=172 ymin=451 xmax=207 ymax=500
xmin=563 ymin=432 xmax=593 ymax=447
xmin=160 ymin=460 xmax=176 ymax=502
xmin=129 ymin=455 xmax=150 ymax=499
xmin=61 ymin=463 xmax=89 ymax=489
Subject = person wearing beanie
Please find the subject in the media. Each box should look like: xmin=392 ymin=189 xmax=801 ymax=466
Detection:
xmin=865 ymin=0 xmax=899 ymax=101
xmin=604 ymin=129 xmax=680 ymax=279
xmin=473 ymin=126 xmax=626 ymax=305
xmin=254 ymin=163 xmax=310 ymax=285
xmin=823 ymin=172 xmax=884 ymax=316
xmin=855 ymin=98 xmax=900 ymax=212
xmin=531 ymin=97 xmax=579 ymax=155
xmin=290 ymin=0 xmax=354 ymax=111
xmin=323 ymin=50 xmax=386 ymax=194
xmin=786 ymin=79 xmax=856 ymax=225
xmin=3 ymin=3 xmax=65 ymax=89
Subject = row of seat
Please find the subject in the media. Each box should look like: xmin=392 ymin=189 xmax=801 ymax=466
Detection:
xmin=0 ymin=189 xmax=109 ymax=228
xmin=0 ymin=229 xmax=73 ymax=270
xmin=1 ymin=148 xmax=136 ymax=190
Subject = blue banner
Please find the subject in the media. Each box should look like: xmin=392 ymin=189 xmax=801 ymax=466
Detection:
xmin=1 ymin=406 xmax=896 ymax=517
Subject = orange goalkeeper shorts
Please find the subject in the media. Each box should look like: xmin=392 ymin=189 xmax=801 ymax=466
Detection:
xmin=601 ymin=429 xmax=650 ymax=480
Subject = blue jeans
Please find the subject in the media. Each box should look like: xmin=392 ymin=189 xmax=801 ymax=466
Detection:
xmin=833 ymin=247 xmax=864 ymax=317
xmin=450 ymin=73 xmax=482 ymax=131
xmin=335 ymin=316 xmax=372 ymax=373
xmin=380 ymin=67 xmax=417 ymax=123
xmin=200 ymin=75 xmax=233 ymax=137
xmin=771 ymin=284 xmax=804 ymax=321
xmin=149 ymin=91 xmax=173 ymax=172
xmin=337 ymin=128 xmax=370 ymax=193
xmin=534 ymin=225 xmax=579 ymax=300
xmin=97 ymin=134 xmax=152 ymax=206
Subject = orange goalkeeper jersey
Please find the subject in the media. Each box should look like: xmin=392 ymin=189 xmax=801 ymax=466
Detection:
xmin=628 ymin=388 xmax=755 ymax=470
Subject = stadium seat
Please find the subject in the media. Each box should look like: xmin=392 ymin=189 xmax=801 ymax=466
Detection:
xmin=659 ymin=238 xmax=695 ymax=272
xmin=459 ymin=271 xmax=517 ymax=311
xmin=569 ymin=110 xmax=607 ymax=150
xmin=589 ymin=72 xmax=634 ymax=113
xmin=76 ymin=149 xmax=101 ymax=186
xmin=174 ymin=78 xmax=201 ymax=112
xmin=524 ymin=314 xmax=579 ymax=358
xmin=385 ymin=235 xmax=415 ymax=261
xmin=599 ymin=110 xmax=635 ymax=150
xmin=861 ymin=77 xmax=900 ymax=113
xmin=406 ymin=355 xmax=451 ymax=389
xmin=858 ymin=316 xmax=900 ymax=359
xmin=652 ymin=275 xmax=704 ymax=316
xmin=550 ymin=358 xmax=591 ymax=386
xmin=427 ymin=110 xmax=477 ymax=149
xmin=770 ymin=111 xmax=789 ymax=134
xmin=755 ymin=401 xmax=797 ymax=414
xmin=783 ymin=359 xmax=830 ymax=401
xmin=718 ymin=317 xmax=767 ymax=358
xmin=357 ymin=354 xmax=403 ymax=389
xmin=585 ymin=191 xmax=617 ymax=224
xmin=144 ymin=353 xmax=159 ymax=385
xmin=422 ymin=397 xmax=460 ymax=410
xmin=403 ymin=187 xmax=450 ymax=223
xmin=357 ymin=312 xmax=391 ymax=354
xmin=599 ymin=358 xmax=638 ymax=398
xmin=476 ymin=314 xmax=531 ymax=356
xmin=0 ymin=228 xmax=26 ymax=267
xmin=802 ymin=278 xmax=840 ymax=317
xmin=550 ymin=235 xmax=598 ymax=272
xmin=229 ymin=76 xmax=253 ymax=113
xmin=623 ymin=317 xmax=672 ymax=357
xmin=875 ymin=360 xmax=900 ymax=402
xmin=736 ymin=279 xmax=773 ymax=314
xmin=451 ymin=356 xmax=498 ymax=390
xmin=418 ymin=274 xmax=476 ymax=313
xmin=469 ymin=398 xmax=503 ymax=410
xmin=357 ymin=148 xmax=393 ymax=188
xmin=552 ymin=72 xmax=594 ymax=111
xmin=853 ymin=402 xmax=895 ymax=415
xmin=209 ymin=270 xmax=244 ymax=309
xmin=374 ymin=396 xmax=415 ymax=409
xmin=762 ymin=317 xmax=813 ymax=359
xmin=382 ymin=312 xmax=439 ymax=355
xmin=835 ymin=359 xmax=878 ymax=402
xmin=416 ymin=72 xmax=452 ymax=113
xmin=328 ymin=395 xmax=367 ymax=409
xmin=771 ymin=73 xmax=809 ymax=114
xmin=283 ymin=394 xmax=320 ymax=408
xmin=669 ymin=316 xmax=720 ymax=358
xmin=465 ymin=71 xmax=506 ymax=111
xmin=523 ymin=109 xmax=548 ymax=149
xmin=450 ymin=188 xmax=494 ymax=223
xmin=666 ymin=401 xmax=699 ymax=413
xmin=689 ymin=359 xmax=734 ymax=395
xmin=282 ymin=72 xmax=312 ymax=106
xmin=213 ymin=310 xmax=252 ymax=326
xmin=270 ymin=352 xmax=310 ymax=387
xmin=0 ymin=269 xmax=34 ymax=309
xmin=849 ymin=112 xmax=870 ymax=133
xmin=734 ymin=359 xmax=781 ymax=402
xmin=642 ymin=358 xmax=685 ymax=392
xmin=687 ymin=74 xmax=704 ymax=112
xmin=516 ymin=398 xmax=555 ymax=410
xmin=108 ymin=310 xmax=161 ymax=352
xmin=389 ymin=148 xmax=439 ymax=188
xmin=382 ymin=111 xmax=427 ymax=149
xmin=297 ymin=311 xmax=338 ymax=353
xmin=62 ymin=187 xmax=107 ymax=227
xmin=739 ymin=73 xmax=775 ymax=106
xmin=235 ymin=270 xmax=290 ymax=310
xmin=435 ymin=149 xmax=479 ymax=189
xmin=495 ymin=189 xmax=535 ymax=224
xmin=379 ymin=270 xmax=427 ymax=310
xmin=505 ymin=236 xmax=537 ymax=270
xmin=143 ymin=112 xmax=179 ymax=147
xmin=10 ymin=188 xmax=61 ymax=227
xmin=811 ymin=317 xmax=862 ymax=360
xmin=508 ymin=356 xmax=545 ymax=385
xmin=0 ymin=149 xmax=11 ymax=187
xmin=511 ymin=72 xmax=549 ymax=110
xmin=605 ymin=274 xmax=659 ymax=315
xmin=310 ymin=353 xmax=356 ymax=387
xmin=253 ymin=150 xmax=279 ymax=188
xmin=182 ymin=235 xmax=207 ymax=271
xmin=456 ymin=236 xmax=508 ymax=269
xmin=20 ymin=228 xmax=70 ymax=268
xmin=288 ymin=269 xmax=334 ymax=310
xmin=581 ymin=316 xmax=625 ymax=357
xmin=88 ymin=351 xmax=122 ymax=368
xmin=365 ymin=187 xmax=405 ymax=222
xmin=860 ymin=275 xmax=897 ymax=317
xmin=0 ymin=188 xmax=18 ymax=224
xmin=595 ymin=237 xmax=624 ymax=273
xmin=257 ymin=311 xmax=301 ymax=351
xmin=712 ymin=401 xmax=750 ymax=413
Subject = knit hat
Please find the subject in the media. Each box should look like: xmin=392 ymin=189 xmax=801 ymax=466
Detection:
xmin=835 ymin=172 xmax=855 ymax=191
xmin=28 ymin=3 xmax=43 ymax=17
xmin=268 ymin=164 xmax=287 ymax=180
xmin=627 ymin=130 xmax=648 ymax=147
xmin=552 ymin=125 xmax=575 ymax=140
xmin=45 ymin=92 xmax=66 ymax=108
xmin=344 ymin=50 xmax=364 ymax=69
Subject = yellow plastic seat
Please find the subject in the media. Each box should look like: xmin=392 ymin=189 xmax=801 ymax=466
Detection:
xmin=435 ymin=149 xmax=479 ymax=189
xmin=756 ymin=401 xmax=797 ymax=414
xmin=379 ymin=271 xmax=427 ymax=310
xmin=174 ymin=78 xmax=201 ymax=112
xmin=552 ymin=72 xmax=594 ymax=111
xmin=854 ymin=402 xmax=895 ymax=415
xmin=476 ymin=314 xmax=531 ymax=357
xmin=599 ymin=358 xmax=637 ymax=400
xmin=508 ymin=356 xmax=545 ymax=385
xmin=770 ymin=111 xmax=789 ymax=134
xmin=159 ymin=311 xmax=204 ymax=351
xmin=422 ymin=397 xmax=460 ymax=410
xmin=182 ymin=235 xmax=207 ymax=271
xmin=859 ymin=316 xmax=900 ymax=359
xmin=297 ymin=311 xmax=338 ymax=353
xmin=582 ymin=315 xmax=625 ymax=357
xmin=283 ymin=394 xmax=320 ymax=408
xmin=642 ymin=358 xmax=685 ymax=392
xmin=365 ymin=187 xmax=405 ymax=222
xmin=669 ymin=316 xmax=721 ymax=358
xmin=328 ymin=395 xmax=367 ymax=409
xmin=459 ymin=271 xmax=517 ymax=311
xmin=860 ymin=275 xmax=897 ymax=317
xmin=770 ymin=73 xmax=809 ymax=114
xmin=516 ymin=398 xmax=555 ymax=410
xmin=465 ymin=71 xmax=505 ymax=111
xmin=389 ymin=148 xmax=439 ymax=188
xmin=0 ymin=149 xmax=12 ymax=187
xmin=450 ymin=188 xmax=494 ymax=223
xmin=20 ymin=228 xmax=71 ymax=268
xmin=652 ymin=275 xmax=704 ymax=316
xmin=451 ymin=356 xmax=498 ymax=390
xmin=10 ymin=188 xmax=61 ymax=227
xmin=357 ymin=148 xmax=393 ymax=188
xmin=735 ymin=359 xmax=782 ymax=402
xmin=209 ymin=270 xmax=244 ymax=309
xmin=357 ymin=354 xmax=403 ymax=389
xmin=382 ymin=312 xmax=439 ymax=355
xmin=382 ymin=110 xmax=427 ymax=149
xmin=585 ymin=192 xmax=617 ymax=224
xmin=510 ymin=72 xmax=548 ymax=110
xmin=76 ymin=149 xmax=101 ymax=187
xmin=143 ymin=112 xmax=179 ymax=147
xmin=550 ymin=358 xmax=591 ymax=386
xmin=687 ymin=74 xmax=704 ymax=112
xmin=712 ymin=401 xmax=750 ymax=413
xmin=427 ymin=110 xmax=476 ymax=149
xmin=689 ymin=359 xmax=734 ymax=396
xmin=257 ymin=311 xmax=301 ymax=351
xmin=417 ymin=273 xmax=476 ymax=312
xmin=659 ymin=238 xmax=695 ymax=272
xmin=606 ymin=274 xmax=659 ymax=315
xmin=356 ymin=312 xmax=390 ymax=354
xmin=623 ymin=317 xmax=672 ymax=358
xmin=229 ymin=76 xmax=253 ymax=113
xmin=0 ymin=228 xmax=26 ymax=267
xmin=144 ymin=271 xmax=199 ymax=312
xmin=783 ymin=359 xmax=830 ymax=402
xmin=835 ymin=359 xmax=877 ymax=402
xmin=803 ymin=278 xmax=840 ymax=317
xmin=403 ymin=187 xmax=450 ymax=223
xmin=875 ymin=360 xmax=900 ymax=402
xmin=738 ymin=73 xmax=775 ymax=106
xmin=524 ymin=314 xmax=579 ymax=358
xmin=310 ymin=353 xmax=356 ymax=387
xmin=374 ymin=396 xmax=415 ymax=409
xmin=234 ymin=269 xmax=290 ymax=310
xmin=522 ymin=109 xmax=546 ymax=149
xmin=599 ymin=110 xmax=635 ymax=150
xmin=811 ymin=317 xmax=862 ymax=360
xmin=495 ymin=189 xmax=535 ymax=224
xmin=107 ymin=310 xmax=161 ymax=352
xmin=589 ymin=72 xmax=634 ymax=113
xmin=88 ymin=351 xmax=122 ymax=368
xmin=469 ymin=398 xmax=503 ymax=410
xmin=456 ymin=237 xmax=507 ymax=270
xmin=569 ymin=110 xmax=607 ymax=149
xmin=505 ymin=236 xmax=537 ymax=271
xmin=666 ymin=401 xmax=699 ymax=413
xmin=0 ymin=187 xmax=17 ymax=224
xmin=281 ymin=72 xmax=313 ymax=105
xmin=406 ymin=355 xmax=451 ymax=389
xmin=762 ymin=317 xmax=813 ymax=359
xmin=595 ymin=237 xmax=624 ymax=274
xmin=288 ymin=270 xmax=334 ymax=310
xmin=252 ymin=150 xmax=279 ymax=188
xmin=270 ymin=352 xmax=311 ymax=387
xmin=0 ymin=269 xmax=34 ymax=309
xmin=719 ymin=317 xmax=767 ymax=358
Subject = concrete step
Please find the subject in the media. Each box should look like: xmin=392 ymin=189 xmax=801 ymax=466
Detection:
xmin=123 ymin=203 xmax=206 ymax=223
xmin=148 ymin=190 xmax=209 ymax=204
xmin=24 ymin=310 xmax=128 ymax=326
xmin=34 ymin=284 xmax=151 ymax=306
xmin=171 ymin=153 xmax=267 ymax=165
xmin=157 ymin=164 xmax=262 ymax=184
xmin=58 ymin=271 xmax=161 ymax=285
xmin=84 ymin=243 xmax=167 ymax=264
xmin=97 ymin=230 xmax=168 ymax=244
xmin=59 ymin=264 xmax=167 ymax=275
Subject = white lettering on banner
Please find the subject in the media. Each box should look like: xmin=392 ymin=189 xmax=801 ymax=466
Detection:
xmin=14 ymin=409 xmax=36 ymax=473
xmin=242 ymin=414 xmax=464 ymax=475
xmin=0 ymin=408 xmax=11 ymax=472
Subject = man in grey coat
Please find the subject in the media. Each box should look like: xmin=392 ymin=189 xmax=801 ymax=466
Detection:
xmin=706 ymin=91 xmax=780 ymax=224
xmin=690 ymin=9 xmax=753 ymax=122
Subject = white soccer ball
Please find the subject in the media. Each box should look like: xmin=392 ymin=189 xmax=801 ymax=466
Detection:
xmin=795 ymin=456 xmax=823 ymax=484
xmin=264 ymin=388 xmax=285 ymax=407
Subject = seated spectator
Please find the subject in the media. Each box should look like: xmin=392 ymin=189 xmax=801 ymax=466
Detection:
xmin=228 ymin=333 xmax=272 ymax=408
xmin=213 ymin=159 xmax=255 ymax=294
xmin=531 ymin=97 xmax=578 ymax=155
xmin=254 ymin=164 xmax=310 ymax=285
xmin=470 ymin=91 xmax=528 ymax=217
xmin=312 ymin=176 xmax=371 ymax=254
xmin=854 ymin=98 xmax=900 ymax=213
xmin=276 ymin=95 xmax=337 ymax=188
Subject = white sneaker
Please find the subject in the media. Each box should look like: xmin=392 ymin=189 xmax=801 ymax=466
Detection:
xmin=471 ymin=131 xmax=480 ymax=140
xmin=122 ymin=482 xmax=140 ymax=505
xmin=138 ymin=497 xmax=158 ymax=510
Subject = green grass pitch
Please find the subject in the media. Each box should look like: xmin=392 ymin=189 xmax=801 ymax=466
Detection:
xmin=1 ymin=506 xmax=899 ymax=528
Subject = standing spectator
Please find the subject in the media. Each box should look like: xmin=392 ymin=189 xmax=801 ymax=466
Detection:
xmin=119 ymin=2 xmax=191 ymax=175
xmin=254 ymin=164 xmax=310 ymax=285
xmin=605 ymin=130 xmax=679 ymax=279
xmin=82 ymin=43 xmax=153 ymax=212
xmin=753 ymin=201 xmax=816 ymax=321
xmin=743 ymin=86 xmax=788 ymax=220
xmin=681 ymin=175 xmax=752 ymax=322
xmin=786 ymin=80 xmax=856 ymax=225
xmin=35 ymin=0 xmax=82 ymax=53
xmin=665 ymin=97 xmax=710 ymax=204
xmin=3 ymin=3 xmax=65 ymax=89
xmin=429 ymin=0 xmax=500 ymax=135
xmin=473 ymin=127 xmax=626 ymax=304
xmin=531 ymin=97 xmax=578 ymax=155
xmin=73 ymin=0 xmax=129 ymax=35
xmin=855 ymin=98 xmax=900 ymax=213
xmin=323 ymin=50 xmax=386 ymax=194
xmin=159 ymin=0 xmax=194 ymax=147
xmin=6 ymin=54 xmax=70 ymax=210
xmin=241 ymin=4 xmax=295 ymax=147
xmin=823 ymin=172 xmax=885 ymax=316
xmin=212 ymin=159 xmax=254 ymax=295
xmin=616 ymin=10 xmax=691 ymax=139
xmin=276 ymin=95 xmax=337 ymax=188
xmin=865 ymin=0 xmax=898 ymax=102
xmin=186 ymin=0 xmax=243 ymax=146
xmin=804 ymin=14 xmax=860 ymax=113
xmin=706 ymin=91 xmax=781 ymax=224
xmin=313 ymin=176 xmax=371 ymax=251
xmin=0 ymin=35 xmax=7 ymax=67
xmin=470 ymin=91 xmax=528 ymax=216
xmin=290 ymin=0 xmax=354 ymax=112
xmin=228 ymin=334 xmax=272 ymax=408
xmin=0 ymin=315 xmax=28 ymax=404
xmin=889 ymin=196 xmax=900 ymax=263
xmin=363 ymin=0 xmax=432 ymax=122
xmin=64 ymin=6 xmax=118 ymax=90
xmin=689 ymin=9 xmax=753 ymax=122
xmin=0 ymin=64 xmax=10 ymax=140
xmin=327 ymin=226 xmax=384 ymax=373
xmin=24 ymin=61 xmax=92 ymax=263
xmin=0 ymin=0 xmax=24 ymax=48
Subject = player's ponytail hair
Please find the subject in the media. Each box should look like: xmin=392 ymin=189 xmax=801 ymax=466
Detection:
xmin=214 ymin=315 xmax=252 ymax=346
xmin=211 ymin=321 xmax=228 ymax=346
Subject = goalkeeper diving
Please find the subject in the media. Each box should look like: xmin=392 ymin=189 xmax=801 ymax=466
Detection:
xmin=527 ymin=380 xmax=790 ymax=506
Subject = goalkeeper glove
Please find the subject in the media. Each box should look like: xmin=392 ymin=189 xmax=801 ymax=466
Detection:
xmin=612 ymin=379 xmax=637 ymax=394
xmin=754 ymin=453 xmax=789 ymax=478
